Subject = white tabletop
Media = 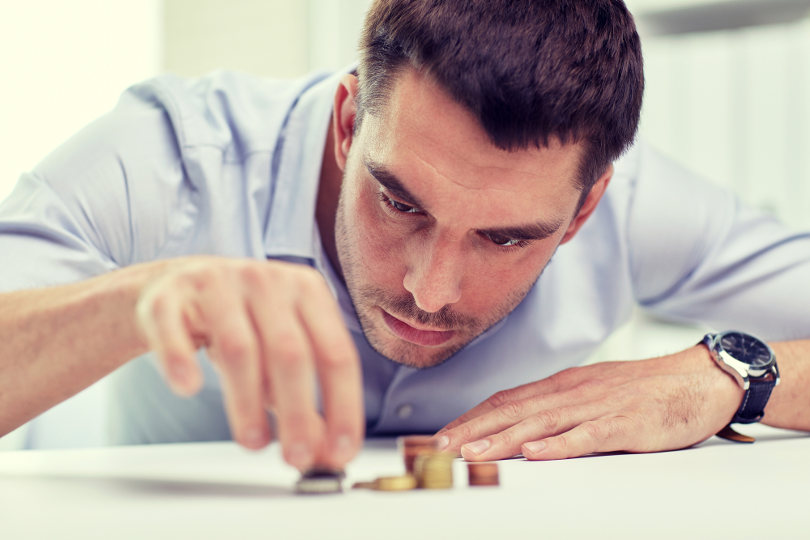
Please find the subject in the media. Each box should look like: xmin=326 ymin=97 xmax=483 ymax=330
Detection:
xmin=1 ymin=424 xmax=808 ymax=540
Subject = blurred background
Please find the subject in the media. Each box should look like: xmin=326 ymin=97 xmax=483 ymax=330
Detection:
xmin=1 ymin=0 xmax=809 ymax=449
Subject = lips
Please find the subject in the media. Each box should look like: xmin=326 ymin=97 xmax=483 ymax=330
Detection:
xmin=381 ymin=310 xmax=455 ymax=347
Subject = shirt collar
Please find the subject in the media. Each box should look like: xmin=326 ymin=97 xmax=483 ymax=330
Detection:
xmin=262 ymin=68 xmax=348 ymax=261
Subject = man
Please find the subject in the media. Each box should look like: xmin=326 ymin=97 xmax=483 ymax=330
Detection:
xmin=1 ymin=0 xmax=808 ymax=472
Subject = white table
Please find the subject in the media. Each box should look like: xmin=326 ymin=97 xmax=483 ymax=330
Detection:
xmin=1 ymin=425 xmax=808 ymax=540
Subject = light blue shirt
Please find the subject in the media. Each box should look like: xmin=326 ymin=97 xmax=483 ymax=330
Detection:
xmin=2 ymin=68 xmax=809 ymax=444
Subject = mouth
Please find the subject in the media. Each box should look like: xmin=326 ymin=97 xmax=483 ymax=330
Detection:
xmin=381 ymin=309 xmax=456 ymax=347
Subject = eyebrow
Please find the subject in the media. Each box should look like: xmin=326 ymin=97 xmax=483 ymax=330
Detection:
xmin=364 ymin=158 xmax=565 ymax=241
xmin=366 ymin=159 xmax=429 ymax=210
xmin=478 ymin=220 xmax=563 ymax=241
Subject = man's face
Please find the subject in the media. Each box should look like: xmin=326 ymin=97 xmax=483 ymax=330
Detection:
xmin=332 ymin=69 xmax=603 ymax=369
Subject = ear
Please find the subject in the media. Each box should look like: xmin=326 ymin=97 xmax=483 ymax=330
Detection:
xmin=332 ymin=74 xmax=359 ymax=171
xmin=559 ymin=164 xmax=613 ymax=245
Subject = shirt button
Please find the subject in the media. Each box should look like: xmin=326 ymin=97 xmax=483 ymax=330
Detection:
xmin=396 ymin=404 xmax=413 ymax=419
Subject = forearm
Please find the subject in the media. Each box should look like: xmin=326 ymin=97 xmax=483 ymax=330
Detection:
xmin=0 ymin=262 xmax=169 ymax=435
xmin=762 ymin=340 xmax=810 ymax=431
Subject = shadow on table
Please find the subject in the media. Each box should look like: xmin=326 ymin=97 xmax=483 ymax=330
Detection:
xmin=503 ymin=428 xmax=810 ymax=462
xmin=692 ymin=427 xmax=810 ymax=449
xmin=0 ymin=472 xmax=294 ymax=498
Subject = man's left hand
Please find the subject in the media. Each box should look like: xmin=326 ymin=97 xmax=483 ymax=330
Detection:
xmin=436 ymin=345 xmax=744 ymax=461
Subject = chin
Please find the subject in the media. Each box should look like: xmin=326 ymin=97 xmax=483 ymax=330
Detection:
xmin=366 ymin=329 xmax=467 ymax=370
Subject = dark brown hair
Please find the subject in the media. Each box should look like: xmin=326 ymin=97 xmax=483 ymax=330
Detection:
xmin=356 ymin=0 xmax=644 ymax=192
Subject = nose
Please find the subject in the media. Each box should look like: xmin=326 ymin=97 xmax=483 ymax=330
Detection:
xmin=402 ymin=233 xmax=463 ymax=313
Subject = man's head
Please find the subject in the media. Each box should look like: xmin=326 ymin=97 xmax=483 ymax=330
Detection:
xmin=356 ymin=0 xmax=644 ymax=194
xmin=324 ymin=0 xmax=643 ymax=368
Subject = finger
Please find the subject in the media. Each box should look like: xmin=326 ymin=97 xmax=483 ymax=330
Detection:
xmin=297 ymin=271 xmax=364 ymax=468
xmin=249 ymin=300 xmax=275 ymax=413
xmin=259 ymin=289 xmax=323 ymax=471
xmin=203 ymin=283 xmax=270 ymax=451
xmin=521 ymin=417 xmax=634 ymax=461
xmin=439 ymin=383 xmax=600 ymax=454
xmin=459 ymin=403 xmax=589 ymax=461
xmin=260 ymin=350 xmax=276 ymax=412
xmin=136 ymin=284 xmax=203 ymax=396
xmin=438 ymin=374 xmax=568 ymax=434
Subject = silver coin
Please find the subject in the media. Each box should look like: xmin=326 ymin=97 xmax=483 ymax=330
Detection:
xmin=295 ymin=467 xmax=345 ymax=495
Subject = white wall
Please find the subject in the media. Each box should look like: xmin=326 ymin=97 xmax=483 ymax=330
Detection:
xmin=308 ymin=0 xmax=373 ymax=72
xmin=162 ymin=0 xmax=309 ymax=77
xmin=160 ymin=0 xmax=373 ymax=78
xmin=0 ymin=1 xmax=162 ymax=202
xmin=634 ymin=6 xmax=810 ymax=229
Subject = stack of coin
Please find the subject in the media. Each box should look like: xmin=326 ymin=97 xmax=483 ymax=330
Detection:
xmin=295 ymin=467 xmax=345 ymax=494
xmin=351 ymin=435 xmax=457 ymax=492
xmin=467 ymin=462 xmax=499 ymax=487
xmin=397 ymin=435 xmax=439 ymax=474
xmin=414 ymin=452 xmax=454 ymax=489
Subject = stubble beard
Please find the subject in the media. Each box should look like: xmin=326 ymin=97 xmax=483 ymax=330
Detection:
xmin=334 ymin=181 xmax=543 ymax=369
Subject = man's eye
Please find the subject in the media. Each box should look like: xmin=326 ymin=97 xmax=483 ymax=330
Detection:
xmin=483 ymin=232 xmax=528 ymax=248
xmin=381 ymin=194 xmax=420 ymax=214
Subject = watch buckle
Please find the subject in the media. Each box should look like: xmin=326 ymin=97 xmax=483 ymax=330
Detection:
xmin=716 ymin=424 xmax=756 ymax=444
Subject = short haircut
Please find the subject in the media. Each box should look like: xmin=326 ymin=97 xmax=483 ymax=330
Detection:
xmin=356 ymin=0 xmax=645 ymax=193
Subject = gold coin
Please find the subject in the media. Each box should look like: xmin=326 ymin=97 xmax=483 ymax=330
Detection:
xmin=374 ymin=474 xmax=418 ymax=491
xmin=351 ymin=481 xmax=377 ymax=490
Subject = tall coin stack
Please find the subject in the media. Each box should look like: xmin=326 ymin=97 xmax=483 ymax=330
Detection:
xmin=398 ymin=435 xmax=438 ymax=475
xmin=398 ymin=435 xmax=454 ymax=489
xmin=413 ymin=451 xmax=454 ymax=489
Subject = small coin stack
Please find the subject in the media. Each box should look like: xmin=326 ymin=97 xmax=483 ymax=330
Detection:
xmin=467 ymin=462 xmax=500 ymax=487
xmin=295 ymin=466 xmax=346 ymax=495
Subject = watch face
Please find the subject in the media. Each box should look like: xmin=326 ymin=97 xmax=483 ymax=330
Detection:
xmin=719 ymin=331 xmax=773 ymax=369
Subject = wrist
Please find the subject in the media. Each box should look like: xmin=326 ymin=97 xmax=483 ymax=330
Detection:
xmin=688 ymin=342 xmax=745 ymax=425
xmin=86 ymin=259 xmax=175 ymax=357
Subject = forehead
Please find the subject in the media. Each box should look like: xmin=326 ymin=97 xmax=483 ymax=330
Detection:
xmin=358 ymin=68 xmax=584 ymax=215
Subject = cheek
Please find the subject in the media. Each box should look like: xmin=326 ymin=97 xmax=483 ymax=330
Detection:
xmin=350 ymin=184 xmax=406 ymax=284
xmin=462 ymin=240 xmax=558 ymax=307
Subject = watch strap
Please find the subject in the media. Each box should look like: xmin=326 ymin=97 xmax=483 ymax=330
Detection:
xmin=716 ymin=424 xmax=756 ymax=443
xmin=732 ymin=376 xmax=776 ymax=424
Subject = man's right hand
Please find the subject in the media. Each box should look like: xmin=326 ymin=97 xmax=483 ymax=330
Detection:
xmin=134 ymin=256 xmax=364 ymax=471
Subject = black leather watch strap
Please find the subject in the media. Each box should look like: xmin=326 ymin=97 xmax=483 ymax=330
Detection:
xmin=732 ymin=377 xmax=776 ymax=424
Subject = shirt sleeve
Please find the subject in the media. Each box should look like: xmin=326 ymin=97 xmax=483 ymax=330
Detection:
xmin=0 ymin=88 xmax=191 ymax=292
xmin=626 ymin=143 xmax=810 ymax=341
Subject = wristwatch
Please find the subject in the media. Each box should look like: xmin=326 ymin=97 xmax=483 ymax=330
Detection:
xmin=702 ymin=331 xmax=780 ymax=429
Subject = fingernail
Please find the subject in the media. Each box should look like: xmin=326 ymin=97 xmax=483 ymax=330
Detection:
xmin=245 ymin=428 xmax=267 ymax=449
xmin=523 ymin=441 xmax=546 ymax=454
xmin=463 ymin=439 xmax=491 ymax=456
xmin=170 ymin=373 xmax=195 ymax=396
xmin=334 ymin=434 xmax=353 ymax=458
xmin=170 ymin=364 xmax=189 ymax=386
xmin=288 ymin=442 xmax=312 ymax=468
xmin=436 ymin=435 xmax=450 ymax=450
